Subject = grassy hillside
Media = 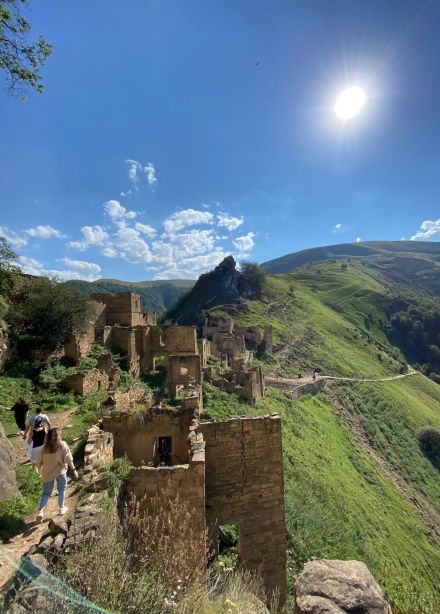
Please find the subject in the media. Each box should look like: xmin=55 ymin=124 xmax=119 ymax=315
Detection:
xmin=261 ymin=240 xmax=440 ymax=297
xmin=200 ymin=259 xmax=440 ymax=611
xmin=233 ymin=261 xmax=405 ymax=377
xmin=65 ymin=278 xmax=194 ymax=313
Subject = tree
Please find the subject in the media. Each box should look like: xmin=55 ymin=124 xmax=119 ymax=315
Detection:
xmin=417 ymin=426 xmax=440 ymax=470
xmin=9 ymin=277 xmax=93 ymax=351
xmin=0 ymin=235 xmax=20 ymax=294
xmin=240 ymin=261 xmax=267 ymax=297
xmin=0 ymin=0 xmax=52 ymax=95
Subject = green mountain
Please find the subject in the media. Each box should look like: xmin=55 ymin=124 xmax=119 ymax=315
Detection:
xmin=64 ymin=278 xmax=194 ymax=313
xmin=261 ymin=240 xmax=440 ymax=297
xmin=178 ymin=257 xmax=440 ymax=611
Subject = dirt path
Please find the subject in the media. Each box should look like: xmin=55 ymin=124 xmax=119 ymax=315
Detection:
xmin=0 ymin=407 xmax=79 ymax=588
xmin=265 ymin=368 xmax=417 ymax=391
xmin=325 ymin=385 xmax=440 ymax=549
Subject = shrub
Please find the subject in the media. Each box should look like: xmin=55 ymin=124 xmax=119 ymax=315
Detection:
xmin=104 ymin=456 xmax=132 ymax=496
xmin=9 ymin=276 xmax=93 ymax=351
xmin=416 ymin=426 xmax=440 ymax=469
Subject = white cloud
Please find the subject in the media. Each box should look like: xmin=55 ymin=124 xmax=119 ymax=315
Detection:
xmin=355 ymin=237 xmax=362 ymax=243
xmin=126 ymin=159 xmax=157 ymax=189
xmin=68 ymin=225 xmax=108 ymax=251
xmin=114 ymin=226 xmax=152 ymax=264
xmin=20 ymin=256 xmax=101 ymax=282
xmin=104 ymin=199 xmax=137 ymax=222
xmin=0 ymin=226 xmax=27 ymax=248
xmin=216 ymin=212 xmax=244 ymax=231
xmin=120 ymin=190 xmax=133 ymax=198
xmin=333 ymin=223 xmax=342 ymax=232
xmin=163 ymin=209 xmax=214 ymax=234
xmin=135 ymin=223 xmax=156 ymax=238
xmin=25 ymin=225 xmax=65 ymax=239
xmin=233 ymin=232 xmax=255 ymax=253
xmin=410 ymin=219 xmax=440 ymax=241
xmin=145 ymin=162 xmax=157 ymax=187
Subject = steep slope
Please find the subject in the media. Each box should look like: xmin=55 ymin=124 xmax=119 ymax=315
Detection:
xmin=65 ymin=278 xmax=194 ymax=313
xmin=261 ymin=240 xmax=440 ymax=297
xmin=200 ymin=259 xmax=440 ymax=611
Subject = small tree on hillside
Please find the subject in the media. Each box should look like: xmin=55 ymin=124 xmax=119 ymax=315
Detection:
xmin=9 ymin=276 xmax=92 ymax=351
xmin=417 ymin=426 xmax=440 ymax=470
xmin=0 ymin=235 xmax=20 ymax=294
xmin=240 ymin=261 xmax=267 ymax=297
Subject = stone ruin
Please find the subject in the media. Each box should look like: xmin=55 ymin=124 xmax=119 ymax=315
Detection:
xmin=62 ymin=292 xmax=272 ymax=407
xmin=101 ymin=393 xmax=287 ymax=604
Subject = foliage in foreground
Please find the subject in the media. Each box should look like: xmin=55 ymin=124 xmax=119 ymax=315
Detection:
xmin=0 ymin=0 xmax=52 ymax=95
xmin=417 ymin=425 xmax=440 ymax=470
xmin=0 ymin=464 xmax=41 ymax=540
xmin=56 ymin=498 xmax=269 ymax=613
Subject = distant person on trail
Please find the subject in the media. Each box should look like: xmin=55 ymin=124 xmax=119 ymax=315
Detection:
xmin=312 ymin=368 xmax=317 ymax=381
xmin=36 ymin=428 xmax=78 ymax=522
xmin=30 ymin=416 xmax=47 ymax=469
xmin=10 ymin=397 xmax=29 ymax=434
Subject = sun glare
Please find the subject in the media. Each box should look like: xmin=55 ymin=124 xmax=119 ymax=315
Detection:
xmin=335 ymin=86 xmax=366 ymax=120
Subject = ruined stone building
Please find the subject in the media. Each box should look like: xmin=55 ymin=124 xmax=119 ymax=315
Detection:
xmin=101 ymin=396 xmax=287 ymax=604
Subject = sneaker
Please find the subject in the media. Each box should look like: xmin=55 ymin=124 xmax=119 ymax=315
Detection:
xmin=59 ymin=506 xmax=68 ymax=516
xmin=36 ymin=510 xmax=44 ymax=523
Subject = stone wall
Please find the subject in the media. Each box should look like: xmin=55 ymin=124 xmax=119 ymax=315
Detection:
xmin=167 ymin=354 xmax=202 ymax=397
xmin=62 ymin=368 xmax=109 ymax=395
xmin=102 ymin=406 xmax=195 ymax=466
xmin=64 ymin=329 xmax=95 ymax=365
xmin=107 ymin=385 xmax=152 ymax=412
xmin=161 ymin=325 xmax=198 ymax=354
xmin=91 ymin=292 xmax=156 ymax=328
xmin=212 ymin=364 xmax=264 ymax=406
xmin=197 ymin=338 xmax=211 ymax=368
xmin=200 ymin=414 xmax=286 ymax=604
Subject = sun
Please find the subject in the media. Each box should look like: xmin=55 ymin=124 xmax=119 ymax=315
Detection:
xmin=334 ymin=86 xmax=366 ymax=120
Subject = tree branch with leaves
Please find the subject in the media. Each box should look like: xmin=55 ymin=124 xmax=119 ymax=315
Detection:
xmin=0 ymin=0 xmax=52 ymax=95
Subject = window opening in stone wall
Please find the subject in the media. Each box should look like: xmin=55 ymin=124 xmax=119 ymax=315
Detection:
xmin=157 ymin=436 xmax=172 ymax=466
xmin=214 ymin=524 xmax=239 ymax=571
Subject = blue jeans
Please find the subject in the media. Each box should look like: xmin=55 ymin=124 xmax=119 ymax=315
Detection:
xmin=39 ymin=473 xmax=67 ymax=509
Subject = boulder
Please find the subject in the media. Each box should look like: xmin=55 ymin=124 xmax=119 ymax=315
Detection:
xmin=0 ymin=421 xmax=19 ymax=500
xmin=294 ymin=559 xmax=392 ymax=614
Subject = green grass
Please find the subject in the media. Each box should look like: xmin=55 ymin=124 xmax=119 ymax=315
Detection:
xmin=233 ymin=263 xmax=405 ymax=378
xmin=334 ymin=374 xmax=440 ymax=512
xmin=0 ymin=464 xmax=41 ymax=540
xmin=204 ymin=387 xmax=440 ymax=612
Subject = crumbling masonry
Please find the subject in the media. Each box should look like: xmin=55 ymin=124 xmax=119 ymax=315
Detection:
xmin=102 ymin=396 xmax=287 ymax=604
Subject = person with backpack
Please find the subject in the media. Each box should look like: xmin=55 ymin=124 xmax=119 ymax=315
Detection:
xmin=35 ymin=428 xmax=78 ymax=522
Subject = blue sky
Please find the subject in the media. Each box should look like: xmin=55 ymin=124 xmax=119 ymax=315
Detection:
xmin=1 ymin=0 xmax=440 ymax=281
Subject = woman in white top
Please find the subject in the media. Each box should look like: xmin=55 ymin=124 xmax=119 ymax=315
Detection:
xmin=36 ymin=428 xmax=78 ymax=522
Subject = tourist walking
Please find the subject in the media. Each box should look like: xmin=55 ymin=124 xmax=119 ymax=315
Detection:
xmin=35 ymin=428 xmax=78 ymax=522
xmin=24 ymin=406 xmax=51 ymax=438
xmin=30 ymin=416 xmax=47 ymax=469
xmin=10 ymin=397 xmax=29 ymax=434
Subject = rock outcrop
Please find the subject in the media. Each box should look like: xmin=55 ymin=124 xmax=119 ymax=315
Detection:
xmin=0 ymin=422 xmax=19 ymax=500
xmin=294 ymin=559 xmax=392 ymax=614
xmin=166 ymin=256 xmax=259 ymax=324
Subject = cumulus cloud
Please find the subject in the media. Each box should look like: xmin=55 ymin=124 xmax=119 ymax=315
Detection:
xmin=355 ymin=237 xmax=362 ymax=243
xmin=135 ymin=223 xmax=156 ymax=238
xmin=68 ymin=225 xmax=108 ymax=250
xmin=104 ymin=200 xmax=137 ymax=222
xmin=216 ymin=212 xmax=244 ymax=231
xmin=333 ymin=223 xmax=342 ymax=232
xmin=0 ymin=226 xmax=27 ymax=248
xmin=20 ymin=256 xmax=101 ymax=282
xmin=25 ymin=224 xmax=65 ymax=239
xmin=410 ymin=219 xmax=440 ymax=241
xmin=126 ymin=159 xmax=157 ymax=189
xmin=163 ymin=209 xmax=214 ymax=234
xmin=233 ymin=232 xmax=255 ymax=253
